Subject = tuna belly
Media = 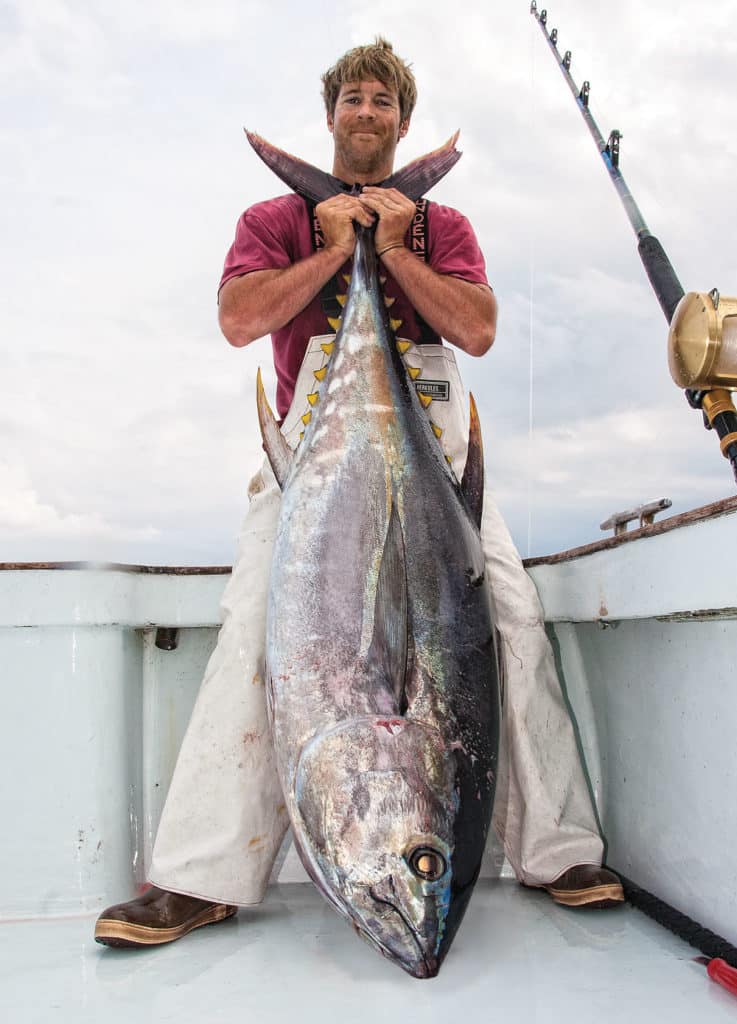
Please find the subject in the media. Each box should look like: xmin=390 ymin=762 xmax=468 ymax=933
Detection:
xmin=265 ymin=438 xmax=402 ymax=780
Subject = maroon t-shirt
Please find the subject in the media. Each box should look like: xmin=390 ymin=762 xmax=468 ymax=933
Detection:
xmin=219 ymin=193 xmax=490 ymax=419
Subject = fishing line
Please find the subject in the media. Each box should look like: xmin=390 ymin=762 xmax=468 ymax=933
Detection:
xmin=526 ymin=13 xmax=537 ymax=558
xmin=527 ymin=253 xmax=535 ymax=558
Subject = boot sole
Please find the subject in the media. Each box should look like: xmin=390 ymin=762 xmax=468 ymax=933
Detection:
xmin=94 ymin=903 xmax=237 ymax=947
xmin=545 ymin=882 xmax=625 ymax=908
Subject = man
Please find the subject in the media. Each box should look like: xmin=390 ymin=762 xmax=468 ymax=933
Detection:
xmin=95 ymin=38 xmax=622 ymax=950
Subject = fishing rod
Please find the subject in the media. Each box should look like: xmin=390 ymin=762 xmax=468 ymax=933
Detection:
xmin=530 ymin=1 xmax=737 ymax=484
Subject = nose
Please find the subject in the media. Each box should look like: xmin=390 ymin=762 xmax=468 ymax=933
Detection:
xmin=356 ymin=99 xmax=376 ymax=119
xmin=409 ymin=955 xmax=439 ymax=979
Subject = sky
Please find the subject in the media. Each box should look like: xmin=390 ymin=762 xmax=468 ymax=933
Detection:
xmin=2 ymin=0 xmax=736 ymax=565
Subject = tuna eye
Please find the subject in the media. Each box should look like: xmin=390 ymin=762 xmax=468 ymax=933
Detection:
xmin=408 ymin=847 xmax=446 ymax=881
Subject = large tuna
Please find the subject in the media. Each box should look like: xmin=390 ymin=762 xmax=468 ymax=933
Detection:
xmin=252 ymin=133 xmax=500 ymax=978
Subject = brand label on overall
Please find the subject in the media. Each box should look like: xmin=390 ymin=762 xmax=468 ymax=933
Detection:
xmin=414 ymin=379 xmax=450 ymax=401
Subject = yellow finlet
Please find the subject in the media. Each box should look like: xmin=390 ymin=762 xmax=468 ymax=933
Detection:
xmin=390 ymin=318 xmax=403 ymax=332
xmin=446 ymin=454 xmax=453 ymax=465
xmin=321 ymin=340 xmax=335 ymax=356
xmin=379 ymin=276 xmax=387 ymax=286
xmin=327 ymin=317 xmax=341 ymax=332
xmin=407 ymin=366 xmax=421 ymax=380
xmin=314 ymin=366 xmax=328 ymax=381
xmin=384 ymin=296 xmax=396 ymax=308
xmin=342 ymin=273 xmax=351 ymax=285
xmin=301 ymin=410 xmax=312 ymax=426
xmin=419 ymin=392 xmax=433 ymax=408
xmin=431 ymin=422 xmax=443 ymax=439
xmin=396 ymin=340 xmax=412 ymax=355
xmin=307 ymin=391 xmax=319 ymax=407
xmin=299 ymin=431 xmax=304 ymax=442
xmin=336 ymin=294 xmax=347 ymax=307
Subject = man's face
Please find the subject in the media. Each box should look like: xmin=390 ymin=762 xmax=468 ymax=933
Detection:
xmin=327 ymin=79 xmax=409 ymax=180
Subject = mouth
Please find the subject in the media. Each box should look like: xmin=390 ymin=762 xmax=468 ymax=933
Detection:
xmin=411 ymin=956 xmax=439 ymax=979
xmin=366 ymin=882 xmax=440 ymax=979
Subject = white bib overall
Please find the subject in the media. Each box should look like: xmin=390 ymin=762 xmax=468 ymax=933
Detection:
xmin=149 ymin=341 xmax=603 ymax=903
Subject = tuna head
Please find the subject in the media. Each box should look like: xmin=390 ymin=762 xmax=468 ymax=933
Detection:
xmin=294 ymin=716 xmax=476 ymax=979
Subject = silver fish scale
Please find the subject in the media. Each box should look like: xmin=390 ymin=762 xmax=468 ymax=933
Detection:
xmin=264 ymin=226 xmax=499 ymax=978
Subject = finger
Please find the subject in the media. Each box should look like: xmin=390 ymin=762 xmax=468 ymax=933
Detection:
xmin=362 ymin=186 xmax=411 ymax=206
xmin=362 ymin=192 xmax=410 ymax=216
xmin=358 ymin=194 xmax=391 ymax=214
xmin=319 ymin=194 xmax=363 ymax=212
xmin=347 ymin=207 xmax=376 ymax=228
xmin=360 ymin=186 xmax=396 ymax=197
xmin=347 ymin=200 xmax=376 ymax=224
xmin=321 ymin=198 xmax=374 ymax=225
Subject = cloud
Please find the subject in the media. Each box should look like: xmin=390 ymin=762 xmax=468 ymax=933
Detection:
xmin=0 ymin=459 xmax=160 ymax=549
xmin=487 ymin=400 xmax=728 ymax=556
xmin=3 ymin=0 xmax=736 ymax=566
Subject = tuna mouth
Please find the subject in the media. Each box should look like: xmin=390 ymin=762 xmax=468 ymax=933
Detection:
xmin=412 ymin=957 xmax=439 ymax=979
xmin=367 ymin=881 xmax=439 ymax=980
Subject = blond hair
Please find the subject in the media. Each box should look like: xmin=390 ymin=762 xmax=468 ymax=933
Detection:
xmin=321 ymin=37 xmax=417 ymax=122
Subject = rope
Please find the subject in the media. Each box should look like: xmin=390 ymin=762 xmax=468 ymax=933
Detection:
xmin=613 ymin=869 xmax=737 ymax=969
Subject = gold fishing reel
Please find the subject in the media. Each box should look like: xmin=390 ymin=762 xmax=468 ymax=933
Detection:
xmin=668 ymin=289 xmax=737 ymax=390
xmin=668 ymin=290 xmax=737 ymax=465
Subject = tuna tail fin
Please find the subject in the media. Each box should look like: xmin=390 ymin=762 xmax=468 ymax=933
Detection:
xmin=256 ymin=367 xmax=293 ymax=489
xmin=368 ymin=497 xmax=410 ymax=713
xmin=245 ymin=130 xmax=347 ymax=203
xmin=460 ymin=392 xmax=485 ymax=528
xmin=245 ymin=129 xmax=461 ymax=203
xmin=382 ymin=131 xmax=462 ymax=201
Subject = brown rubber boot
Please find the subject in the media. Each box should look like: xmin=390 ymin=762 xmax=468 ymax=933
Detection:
xmin=543 ymin=865 xmax=624 ymax=909
xmin=94 ymin=886 xmax=238 ymax=947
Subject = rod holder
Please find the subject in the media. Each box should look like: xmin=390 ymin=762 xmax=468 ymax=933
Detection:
xmin=155 ymin=627 xmax=180 ymax=652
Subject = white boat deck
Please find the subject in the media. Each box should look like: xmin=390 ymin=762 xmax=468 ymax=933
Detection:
xmin=3 ymin=497 xmax=736 ymax=1018
xmin=3 ymin=881 xmax=734 ymax=1022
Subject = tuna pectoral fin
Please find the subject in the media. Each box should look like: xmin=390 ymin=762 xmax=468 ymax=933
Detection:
xmin=381 ymin=132 xmax=461 ymax=201
xmin=246 ymin=131 xmax=347 ymax=203
xmin=256 ymin=367 xmax=292 ymax=489
xmin=460 ymin=392 xmax=485 ymax=528
xmin=368 ymin=500 xmax=409 ymax=712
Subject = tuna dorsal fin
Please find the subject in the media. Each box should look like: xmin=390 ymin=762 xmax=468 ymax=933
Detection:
xmin=382 ymin=131 xmax=461 ymax=201
xmin=368 ymin=497 xmax=409 ymax=713
xmin=256 ymin=367 xmax=292 ymax=489
xmin=245 ymin=130 xmax=347 ymax=203
xmin=245 ymin=129 xmax=461 ymax=203
xmin=460 ymin=392 xmax=485 ymax=527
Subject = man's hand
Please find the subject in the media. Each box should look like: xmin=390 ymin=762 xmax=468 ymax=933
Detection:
xmin=359 ymin=187 xmax=415 ymax=255
xmin=316 ymin=194 xmax=375 ymax=258
xmin=220 ymin=195 xmax=373 ymax=348
xmin=357 ymin=186 xmax=495 ymax=355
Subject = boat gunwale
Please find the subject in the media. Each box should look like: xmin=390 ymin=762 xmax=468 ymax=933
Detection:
xmin=524 ymin=493 xmax=737 ymax=567
xmin=1 ymin=494 xmax=735 ymax=574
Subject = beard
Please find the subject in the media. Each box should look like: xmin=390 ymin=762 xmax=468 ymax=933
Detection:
xmin=333 ymin=130 xmax=394 ymax=180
